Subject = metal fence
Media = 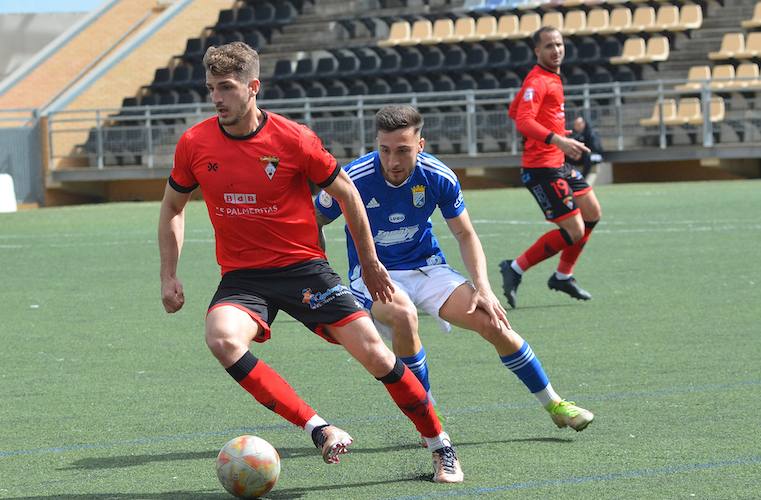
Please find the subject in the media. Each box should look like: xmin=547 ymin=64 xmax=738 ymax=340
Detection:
xmin=0 ymin=109 xmax=42 ymax=204
xmin=45 ymin=78 xmax=761 ymax=172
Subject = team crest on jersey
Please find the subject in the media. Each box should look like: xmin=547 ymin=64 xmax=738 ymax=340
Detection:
xmin=524 ymin=88 xmax=534 ymax=101
xmin=411 ymin=185 xmax=425 ymax=208
xmin=260 ymin=155 xmax=279 ymax=180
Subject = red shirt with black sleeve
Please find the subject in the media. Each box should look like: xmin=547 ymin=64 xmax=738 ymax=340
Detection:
xmin=508 ymin=64 xmax=567 ymax=169
xmin=169 ymin=111 xmax=339 ymax=274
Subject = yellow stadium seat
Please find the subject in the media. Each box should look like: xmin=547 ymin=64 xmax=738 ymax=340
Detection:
xmin=676 ymin=4 xmax=703 ymax=32
xmin=398 ymin=19 xmax=432 ymax=46
xmin=451 ymin=17 xmax=476 ymax=43
xmin=741 ymin=2 xmax=761 ymax=29
xmin=542 ymin=11 xmax=564 ymax=32
xmin=709 ymin=65 xmax=735 ymax=91
xmin=423 ymin=18 xmax=455 ymax=44
xmin=623 ymin=6 xmax=655 ymax=34
xmin=563 ymin=10 xmax=586 ymax=36
xmin=675 ymin=65 xmax=711 ymax=92
xmin=577 ymin=8 xmax=609 ymax=36
xmin=640 ymin=98 xmax=677 ymax=127
xmin=379 ymin=21 xmax=410 ymax=47
xmin=610 ymin=37 xmax=646 ymax=64
xmin=647 ymin=5 xmax=679 ymax=33
xmin=515 ymin=12 xmax=541 ymax=39
xmin=496 ymin=14 xmax=521 ymax=40
xmin=727 ymin=63 xmax=761 ymax=90
xmin=737 ymin=32 xmax=761 ymax=59
xmin=607 ymin=7 xmax=633 ymax=34
xmin=708 ymin=33 xmax=745 ymax=61
xmin=636 ymin=35 xmax=669 ymax=63
xmin=469 ymin=15 xmax=497 ymax=42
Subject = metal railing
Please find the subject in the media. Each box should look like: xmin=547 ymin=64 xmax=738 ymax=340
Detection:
xmin=45 ymin=77 xmax=761 ymax=171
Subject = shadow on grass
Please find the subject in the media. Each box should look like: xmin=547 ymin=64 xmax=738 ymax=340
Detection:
xmin=60 ymin=437 xmax=572 ymax=471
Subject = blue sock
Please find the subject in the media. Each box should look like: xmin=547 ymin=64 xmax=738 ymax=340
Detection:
xmin=400 ymin=347 xmax=431 ymax=394
xmin=500 ymin=341 xmax=550 ymax=394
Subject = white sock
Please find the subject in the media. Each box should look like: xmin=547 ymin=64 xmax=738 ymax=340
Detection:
xmin=511 ymin=260 xmax=524 ymax=275
xmin=534 ymin=383 xmax=561 ymax=409
xmin=424 ymin=431 xmax=452 ymax=451
xmin=305 ymin=415 xmax=328 ymax=436
xmin=554 ymin=271 xmax=572 ymax=280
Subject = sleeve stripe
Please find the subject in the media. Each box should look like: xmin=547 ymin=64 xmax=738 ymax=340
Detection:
xmin=317 ymin=163 xmax=341 ymax=188
xmin=168 ymin=175 xmax=198 ymax=193
xmin=418 ymin=155 xmax=458 ymax=186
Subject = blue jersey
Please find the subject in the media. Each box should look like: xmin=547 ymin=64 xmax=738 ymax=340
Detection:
xmin=315 ymin=151 xmax=466 ymax=280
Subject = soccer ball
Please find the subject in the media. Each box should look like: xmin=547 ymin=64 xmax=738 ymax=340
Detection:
xmin=216 ymin=435 xmax=281 ymax=498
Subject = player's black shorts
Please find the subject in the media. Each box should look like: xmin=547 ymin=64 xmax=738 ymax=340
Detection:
xmin=520 ymin=163 xmax=592 ymax=221
xmin=208 ymin=259 xmax=366 ymax=344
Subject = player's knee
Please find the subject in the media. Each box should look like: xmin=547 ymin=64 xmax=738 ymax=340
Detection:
xmin=562 ymin=224 xmax=584 ymax=243
xmin=205 ymin=327 xmax=243 ymax=360
xmin=386 ymin=305 xmax=418 ymax=336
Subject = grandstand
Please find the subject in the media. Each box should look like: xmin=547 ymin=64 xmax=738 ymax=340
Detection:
xmin=1 ymin=0 xmax=760 ymax=206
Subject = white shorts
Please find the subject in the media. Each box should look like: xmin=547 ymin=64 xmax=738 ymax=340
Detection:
xmin=350 ymin=264 xmax=470 ymax=336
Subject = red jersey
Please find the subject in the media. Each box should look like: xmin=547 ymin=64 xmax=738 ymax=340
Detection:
xmin=508 ymin=65 xmax=567 ymax=168
xmin=169 ymin=111 xmax=338 ymax=274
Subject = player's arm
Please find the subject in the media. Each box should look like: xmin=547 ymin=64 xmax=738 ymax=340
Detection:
xmin=322 ymin=169 xmax=394 ymax=303
xmin=158 ymin=183 xmax=192 ymax=313
xmin=445 ymin=210 xmax=508 ymax=328
xmin=513 ymin=81 xmax=589 ymax=161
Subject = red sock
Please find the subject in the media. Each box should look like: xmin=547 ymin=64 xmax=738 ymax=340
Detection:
xmin=516 ymin=228 xmax=574 ymax=272
xmin=227 ymin=352 xmax=316 ymax=428
xmin=379 ymin=359 xmax=442 ymax=438
xmin=558 ymin=222 xmax=597 ymax=275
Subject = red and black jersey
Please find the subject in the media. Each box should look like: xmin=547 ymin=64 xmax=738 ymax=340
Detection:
xmin=169 ymin=111 xmax=339 ymax=274
xmin=508 ymin=65 xmax=567 ymax=169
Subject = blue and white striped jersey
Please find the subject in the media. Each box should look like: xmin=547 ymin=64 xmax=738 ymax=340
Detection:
xmin=315 ymin=151 xmax=466 ymax=280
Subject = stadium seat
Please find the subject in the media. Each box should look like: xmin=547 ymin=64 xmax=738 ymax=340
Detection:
xmin=293 ymin=58 xmax=314 ymax=80
xmin=183 ymin=38 xmax=204 ymax=62
xmin=379 ymin=20 xmax=409 ymax=47
xmin=623 ymin=6 xmax=655 ymax=34
xmin=389 ymin=77 xmax=412 ymax=94
xmin=314 ymin=56 xmax=338 ymax=78
xmin=647 ymin=5 xmax=679 ymax=33
xmin=357 ymin=51 xmax=381 ymax=76
xmin=667 ymin=97 xmax=700 ymax=126
xmin=335 ymin=53 xmax=359 ymax=77
xmin=477 ymin=72 xmax=500 ymax=89
xmin=487 ymin=44 xmax=511 ymax=69
xmin=274 ymin=1 xmax=298 ymax=25
xmin=442 ymin=45 xmax=468 ymax=72
xmin=509 ymin=41 xmax=532 ymax=67
xmin=272 ymin=59 xmax=294 ymax=80
xmin=261 ymin=85 xmax=284 ymax=101
xmin=451 ymin=17 xmax=476 ymax=43
xmin=737 ymin=32 xmax=761 ymax=59
xmin=368 ymin=78 xmax=391 ymax=95
xmin=515 ymin=13 xmax=540 ymax=39
xmin=243 ymin=30 xmax=266 ymax=50
xmin=149 ymin=67 xmax=172 ymax=92
xmin=610 ymin=37 xmax=645 ymax=64
xmin=399 ymin=46 xmax=424 ymax=74
xmin=169 ymin=65 xmax=192 ymax=91
xmin=399 ymin=19 xmax=433 ymax=46
xmin=465 ymin=44 xmax=489 ymax=70
xmin=727 ymin=62 xmax=761 ymax=90
xmin=600 ymin=37 xmax=623 ymax=61
xmin=455 ymin=74 xmax=478 ymax=91
xmin=708 ymin=33 xmax=745 ymax=60
xmin=347 ymin=79 xmax=369 ymax=96
xmin=422 ymin=46 xmax=445 ymax=72
xmin=252 ymin=3 xmax=276 ymax=27
xmin=466 ymin=15 xmax=497 ymax=42
xmin=498 ymin=70 xmax=521 ymax=89
xmin=577 ymin=8 xmax=609 ymax=36
xmin=306 ymin=82 xmax=327 ymax=98
xmin=411 ymin=75 xmax=434 ymax=93
xmin=563 ymin=10 xmax=586 ymax=37
xmin=577 ymin=36 xmax=601 ymax=64
xmin=563 ymin=39 xmax=579 ymax=65
xmin=638 ymin=35 xmax=669 ymax=63
xmin=675 ymin=65 xmax=710 ymax=92
xmin=741 ymin=2 xmax=761 ymax=29
xmin=235 ymin=6 xmax=256 ymax=30
xmin=424 ymin=18 xmax=455 ymax=44
xmin=542 ymin=11 xmax=564 ymax=32
xmin=379 ymin=49 xmax=402 ymax=75
xmin=604 ymin=7 xmax=632 ymax=35
xmin=709 ymin=64 xmax=735 ymax=91
xmin=326 ymin=80 xmax=349 ymax=97
xmin=639 ymin=98 xmax=677 ymax=127
xmin=215 ymin=9 xmax=236 ymax=33
xmin=221 ymin=31 xmax=244 ymax=44
xmin=283 ymin=82 xmax=306 ymax=100
xmin=675 ymin=4 xmax=703 ymax=32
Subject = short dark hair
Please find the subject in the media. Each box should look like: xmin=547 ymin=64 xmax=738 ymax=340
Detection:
xmin=375 ymin=104 xmax=423 ymax=134
xmin=531 ymin=26 xmax=560 ymax=48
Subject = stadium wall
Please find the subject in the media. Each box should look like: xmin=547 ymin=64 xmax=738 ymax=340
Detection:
xmin=0 ymin=123 xmax=43 ymax=205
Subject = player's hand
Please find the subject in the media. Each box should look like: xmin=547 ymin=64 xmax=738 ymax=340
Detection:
xmin=362 ymin=260 xmax=395 ymax=304
xmin=161 ymin=276 xmax=185 ymax=313
xmin=468 ymin=287 xmax=510 ymax=331
xmin=556 ymin=136 xmax=590 ymax=161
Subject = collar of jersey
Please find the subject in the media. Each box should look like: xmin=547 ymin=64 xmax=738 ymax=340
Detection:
xmin=536 ymin=64 xmax=561 ymax=78
xmin=217 ymin=110 xmax=269 ymax=140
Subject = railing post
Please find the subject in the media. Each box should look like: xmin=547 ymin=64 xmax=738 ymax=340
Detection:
xmin=509 ymin=90 xmax=517 ymax=155
xmin=614 ymin=83 xmax=623 ymax=151
xmin=145 ymin=108 xmax=154 ymax=169
xmin=656 ymin=82 xmax=666 ymax=149
xmin=701 ymin=85 xmax=714 ymax=147
xmin=95 ymin=109 xmax=104 ymax=169
xmin=466 ymin=90 xmax=477 ymax=156
xmin=357 ymin=96 xmax=366 ymax=156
